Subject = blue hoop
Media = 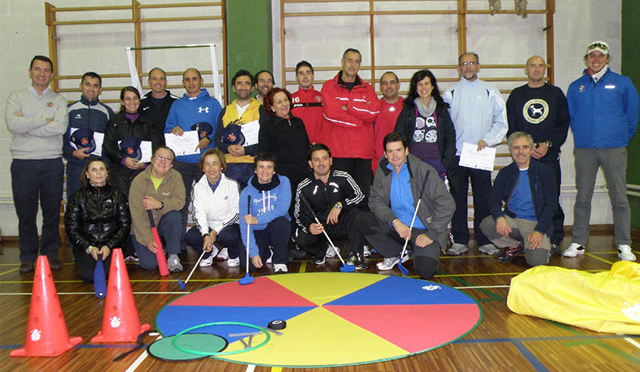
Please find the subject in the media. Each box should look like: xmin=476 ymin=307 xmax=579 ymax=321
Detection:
xmin=171 ymin=321 xmax=271 ymax=356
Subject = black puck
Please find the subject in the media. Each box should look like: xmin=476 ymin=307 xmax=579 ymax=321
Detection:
xmin=268 ymin=319 xmax=286 ymax=330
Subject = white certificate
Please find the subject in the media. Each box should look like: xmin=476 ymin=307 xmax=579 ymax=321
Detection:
xmin=140 ymin=141 xmax=152 ymax=163
xmin=165 ymin=131 xmax=201 ymax=156
xmin=240 ymin=120 xmax=260 ymax=147
xmin=93 ymin=132 xmax=104 ymax=157
xmin=458 ymin=142 xmax=496 ymax=171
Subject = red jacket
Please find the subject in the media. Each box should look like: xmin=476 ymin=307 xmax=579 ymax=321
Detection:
xmin=291 ymin=86 xmax=323 ymax=144
xmin=321 ymin=72 xmax=380 ymax=159
xmin=373 ymin=97 xmax=404 ymax=170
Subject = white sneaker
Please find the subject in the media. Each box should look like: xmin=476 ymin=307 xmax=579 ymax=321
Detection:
xmin=199 ymin=246 xmax=218 ymax=268
xmin=274 ymin=263 xmax=288 ymax=273
xmin=618 ymin=245 xmax=637 ymax=261
xmin=363 ymin=245 xmax=371 ymax=258
xmin=217 ymin=247 xmax=229 ymax=260
xmin=376 ymin=255 xmax=409 ymax=271
xmin=167 ymin=254 xmax=183 ymax=273
xmin=326 ymin=245 xmax=339 ymax=258
xmin=446 ymin=243 xmax=468 ymax=256
xmin=563 ymin=243 xmax=585 ymax=257
xmin=479 ymin=244 xmax=501 ymax=256
xmin=227 ymin=257 xmax=240 ymax=267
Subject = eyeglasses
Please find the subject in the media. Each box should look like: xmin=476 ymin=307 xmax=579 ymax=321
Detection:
xmin=587 ymin=42 xmax=608 ymax=51
xmin=155 ymin=155 xmax=173 ymax=163
xmin=460 ymin=61 xmax=477 ymax=67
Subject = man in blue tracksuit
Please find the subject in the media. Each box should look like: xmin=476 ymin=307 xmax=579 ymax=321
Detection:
xmin=64 ymin=72 xmax=114 ymax=199
xmin=165 ymin=68 xmax=223 ymax=249
xmin=564 ymin=41 xmax=639 ymax=262
xmin=480 ymin=132 xmax=557 ymax=266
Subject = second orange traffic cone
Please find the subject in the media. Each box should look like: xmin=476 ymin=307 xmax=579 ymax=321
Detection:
xmin=91 ymin=248 xmax=150 ymax=343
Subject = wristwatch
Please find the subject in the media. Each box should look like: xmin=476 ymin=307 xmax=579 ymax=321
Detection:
xmin=159 ymin=201 xmax=164 ymax=210
xmin=545 ymin=140 xmax=553 ymax=148
xmin=334 ymin=202 xmax=343 ymax=210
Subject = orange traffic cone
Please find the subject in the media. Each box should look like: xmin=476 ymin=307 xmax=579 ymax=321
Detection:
xmin=11 ymin=256 xmax=82 ymax=357
xmin=91 ymin=248 xmax=150 ymax=343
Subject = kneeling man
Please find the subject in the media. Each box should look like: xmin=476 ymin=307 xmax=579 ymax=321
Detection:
xmin=480 ymin=132 xmax=557 ymax=266
xmin=356 ymin=133 xmax=454 ymax=279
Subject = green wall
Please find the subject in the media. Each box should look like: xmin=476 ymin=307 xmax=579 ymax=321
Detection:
xmin=622 ymin=0 xmax=640 ymax=228
xmin=225 ymin=0 xmax=272 ymax=103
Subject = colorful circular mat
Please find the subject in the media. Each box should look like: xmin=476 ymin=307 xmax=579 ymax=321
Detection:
xmin=154 ymin=273 xmax=482 ymax=367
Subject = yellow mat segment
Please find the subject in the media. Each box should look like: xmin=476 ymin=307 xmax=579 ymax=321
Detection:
xmin=268 ymin=272 xmax=385 ymax=306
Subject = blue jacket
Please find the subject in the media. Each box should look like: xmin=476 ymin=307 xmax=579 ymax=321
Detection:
xmin=567 ymin=68 xmax=639 ymax=148
xmin=239 ymin=174 xmax=291 ymax=257
xmin=488 ymin=159 xmax=557 ymax=236
xmin=165 ymin=89 xmax=222 ymax=163
xmin=64 ymin=96 xmax=114 ymax=165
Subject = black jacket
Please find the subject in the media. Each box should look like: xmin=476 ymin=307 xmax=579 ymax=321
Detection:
xmin=139 ymin=90 xmax=179 ymax=145
xmin=488 ymin=159 xmax=557 ymax=236
xmin=258 ymin=114 xmax=310 ymax=182
xmin=294 ymin=170 xmax=366 ymax=233
xmin=394 ymin=102 xmax=457 ymax=172
xmin=102 ymin=111 xmax=162 ymax=194
xmin=64 ymin=183 xmax=131 ymax=253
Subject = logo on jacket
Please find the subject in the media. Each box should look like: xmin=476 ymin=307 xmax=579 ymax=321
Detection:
xmin=523 ymin=99 xmax=549 ymax=124
xmin=75 ymin=113 xmax=82 ymax=120
xmin=198 ymin=107 xmax=209 ymax=113
xmin=578 ymin=84 xmax=585 ymax=93
xmin=315 ymin=96 xmax=322 ymax=102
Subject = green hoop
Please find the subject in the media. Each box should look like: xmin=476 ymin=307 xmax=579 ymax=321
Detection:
xmin=171 ymin=321 xmax=271 ymax=356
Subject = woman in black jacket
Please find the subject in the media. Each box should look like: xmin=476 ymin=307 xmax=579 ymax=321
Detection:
xmin=394 ymin=70 xmax=457 ymax=185
xmin=102 ymin=86 xmax=162 ymax=197
xmin=64 ymin=158 xmax=130 ymax=282
xmin=259 ymin=87 xmax=311 ymax=194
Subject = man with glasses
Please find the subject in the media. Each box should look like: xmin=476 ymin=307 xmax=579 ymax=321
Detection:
xmin=564 ymin=41 xmax=639 ymax=261
xmin=129 ymin=146 xmax=186 ymax=272
xmin=443 ymin=52 xmax=508 ymax=256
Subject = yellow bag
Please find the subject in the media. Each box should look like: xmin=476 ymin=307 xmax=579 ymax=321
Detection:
xmin=507 ymin=261 xmax=640 ymax=334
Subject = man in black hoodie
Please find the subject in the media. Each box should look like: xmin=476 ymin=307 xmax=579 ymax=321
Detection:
xmin=139 ymin=67 xmax=178 ymax=144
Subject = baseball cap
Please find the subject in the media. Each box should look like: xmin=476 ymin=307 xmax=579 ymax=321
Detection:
xmin=586 ymin=41 xmax=609 ymax=55
xmin=119 ymin=137 xmax=142 ymax=160
xmin=70 ymin=128 xmax=96 ymax=153
xmin=190 ymin=122 xmax=214 ymax=140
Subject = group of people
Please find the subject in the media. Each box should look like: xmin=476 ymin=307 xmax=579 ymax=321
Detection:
xmin=5 ymin=40 xmax=637 ymax=281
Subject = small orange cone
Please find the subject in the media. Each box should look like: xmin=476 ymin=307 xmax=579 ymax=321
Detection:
xmin=11 ymin=256 xmax=82 ymax=357
xmin=91 ymin=248 xmax=150 ymax=343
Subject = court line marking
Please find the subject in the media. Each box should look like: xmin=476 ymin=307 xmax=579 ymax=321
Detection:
xmin=511 ymin=340 xmax=550 ymax=372
xmin=245 ymin=365 xmax=255 ymax=372
xmin=0 ymin=285 xmax=513 ymax=296
xmin=624 ymin=337 xmax=640 ymax=350
xmin=584 ymin=253 xmax=615 ymax=265
xmin=124 ymin=334 xmax=161 ymax=372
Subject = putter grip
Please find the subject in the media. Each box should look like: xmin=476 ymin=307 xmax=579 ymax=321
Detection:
xmin=148 ymin=210 xmax=169 ymax=276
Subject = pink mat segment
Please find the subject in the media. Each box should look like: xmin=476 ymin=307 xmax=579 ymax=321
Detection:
xmin=171 ymin=277 xmax=317 ymax=307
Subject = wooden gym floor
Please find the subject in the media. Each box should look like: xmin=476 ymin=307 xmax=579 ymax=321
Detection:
xmin=1 ymin=231 xmax=639 ymax=372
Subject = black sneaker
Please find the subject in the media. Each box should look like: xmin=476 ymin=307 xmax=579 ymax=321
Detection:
xmin=347 ymin=252 xmax=368 ymax=270
xmin=311 ymin=256 xmax=325 ymax=265
xmin=550 ymin=243 xmax=561 ymax=256
xmin=498 ymin=244 xmax=524 ymax=263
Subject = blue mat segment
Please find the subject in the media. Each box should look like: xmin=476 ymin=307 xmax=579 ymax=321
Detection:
xmin=326 ymin=276 xmax=476 ymax=306
xmin=156 ymin=305 xmax=315 ymax=342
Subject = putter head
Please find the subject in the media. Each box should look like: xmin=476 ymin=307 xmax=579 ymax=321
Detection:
xmin=397 ymin=263 xmax=409 ymax=276
xmin=177 ymin=278 xmax=186 ymax=291
xmin=340 ymin=264 xmax=356 ymax=273
xmin=239 ymin=273 xmax=254 ymax=285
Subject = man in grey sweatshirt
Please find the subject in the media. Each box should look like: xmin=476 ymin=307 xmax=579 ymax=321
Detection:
xmin=5 ymin=55 xmax=68 ymax=273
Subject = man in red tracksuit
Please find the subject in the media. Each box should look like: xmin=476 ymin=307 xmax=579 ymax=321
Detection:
xmin=321 ymin=48 xmax=380 ymax=200
xmin=291 ymin=60 xmax=323 ymax=145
